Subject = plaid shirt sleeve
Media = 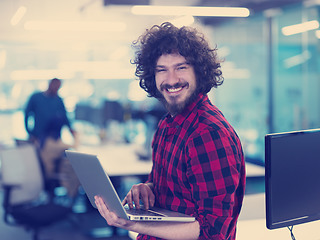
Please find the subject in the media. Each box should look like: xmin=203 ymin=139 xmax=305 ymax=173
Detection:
xmin=186 ymin=126 xmax=244 ymax=240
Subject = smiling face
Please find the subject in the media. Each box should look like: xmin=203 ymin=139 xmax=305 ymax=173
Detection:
xmin=155 ymin=53 xmax=198 ymax=115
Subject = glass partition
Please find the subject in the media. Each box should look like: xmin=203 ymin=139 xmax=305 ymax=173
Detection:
xmin=210 ymin=2 xmax=320 ymax=164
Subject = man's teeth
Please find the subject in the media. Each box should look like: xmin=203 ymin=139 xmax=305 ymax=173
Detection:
xmin=167 ymin=87 xmax=182 ymax=93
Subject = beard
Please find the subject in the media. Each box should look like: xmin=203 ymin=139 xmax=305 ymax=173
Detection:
xmin=158 ymin=88 xmax=199 ymax=116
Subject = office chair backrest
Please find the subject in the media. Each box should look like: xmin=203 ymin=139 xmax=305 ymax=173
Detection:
xmin=0 ymin=145 xmax=43 ymax=205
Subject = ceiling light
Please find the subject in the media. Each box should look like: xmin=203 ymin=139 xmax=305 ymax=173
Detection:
xmin=58 ymin=61 xmax=135 ymax=79
xmin=11 ymin=6 xmax=27 ymax=26
xmin=131 ymin=5 xmax=250 ymax=17
xmin=284 ymin=51 xmax=311 ymax=68
xmin=24 ymin=21 xmax=126 ymax=32
xmin=83 ymin=68 xmax=135 ymax=80
xmin=282 ymin=20 xmax=319 ymax=36
xmin=10 ymin=69 xmax=74 ymax=81
xmin=0 ymin=50 xmax=7 ymax=69
xmin=222 ymin=61 xmax=251 ymax=79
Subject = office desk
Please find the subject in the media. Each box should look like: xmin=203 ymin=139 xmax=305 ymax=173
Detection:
xmin=78 ymin=143 xmax=152 ymax=177
xmin=238 ymin=193 xmax=320 ymax=240
xmin=237 ymin=218 xmax=320 ymax=240
xmin=128 ymin=193 xmax=320 ymax=240
xmin=79 ymin=143 xmax=264 ymax=178
xmin=245 ymin=162 xmax=264 ymax=177
xmin=129 ymin=219 xmax=319 ymax=240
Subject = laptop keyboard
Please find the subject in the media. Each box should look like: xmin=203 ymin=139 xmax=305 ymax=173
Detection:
xmin=127 ymin=208 xmax=163 ymax=216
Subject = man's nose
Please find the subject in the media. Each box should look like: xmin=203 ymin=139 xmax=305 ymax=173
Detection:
xmin=167 ymin=70 xmax=179 ymax=84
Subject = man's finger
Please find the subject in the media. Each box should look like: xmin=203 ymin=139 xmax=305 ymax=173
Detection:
xmin=140 ymin=186 xmax=150 ymax=209
xmin=131 ymin=188 xmax=141 ymax=209
xmin=148 ymin=189 xmax=155 ymax=207
xmin=123 ymin=190 xmax=134 ymax=208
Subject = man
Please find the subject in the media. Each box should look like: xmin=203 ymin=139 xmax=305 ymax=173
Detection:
xmin=24 ymin=77 xmax=76 ymax=146
xmin=95 ymin=22 xmax=246 ymax=240
xmin=24 ymin=78 xmax=78 ymax=197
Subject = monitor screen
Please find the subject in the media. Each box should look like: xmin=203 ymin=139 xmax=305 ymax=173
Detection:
xmin=265 ymin=128 xmax=320 ymax=229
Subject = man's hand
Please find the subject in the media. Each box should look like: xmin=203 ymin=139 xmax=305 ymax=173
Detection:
xmin=122 ymin=183 xmax=155 ymax=210
xmin=95 ymin=194 xmax=200 ymax=240
xmin=94 ymin=196 xmax=135 ymax=229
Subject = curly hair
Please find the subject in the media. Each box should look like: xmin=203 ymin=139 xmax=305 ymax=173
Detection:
xmin=131 ymin=22 xmax=224 ymax=98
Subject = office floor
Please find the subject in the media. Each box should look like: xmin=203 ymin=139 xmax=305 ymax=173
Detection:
xmin=0 ymin=191 xmax=131 ymax=240
xmin=0 ymin=196 xmax=134 ymax=240
xmin=0 ymin=168 xmax=265 ymax=240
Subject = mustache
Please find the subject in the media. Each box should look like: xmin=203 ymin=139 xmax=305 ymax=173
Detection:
xmin=160 ymin=82 xmax=188 ymax=91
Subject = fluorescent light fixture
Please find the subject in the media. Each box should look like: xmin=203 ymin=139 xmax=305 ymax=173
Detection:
xmin=58 ymin=61 xmax=112 ymax=71
xmin=10 ymin=61 xmax=135 ymax=81
xmin=131 ymin=5 xmax=250 ymax=17
xmin=223 ymin=69 xmax=250 ymax=79
xmin=315 ymin=30 xmax=320 ymax=38
xmin=11 ymin=6 xmax=27 ymax=26
xmin=284 ymin=51 xmax=311 ymax=68
xmin=12 ymin=61 xmax=135 ymax=81
xmin=282 ymin=20 xmax=319 ymax=36
xmin=304 ymin=0 xmax=320 ymax=8
xmin=83 ymin=69 xmax=135 ymax=80
xmin=222 ymin=61 xmax=251 ymax=79
xmin=0 ymin=50 xmax=6 ymax=69
xmin=10 ymin=69 xmax=74 ymax=81
xmin=58 ymin=61 xmax=133 ymax=72
xmin=58 ymin=61 xmax=135 ymax=79
xmin=24 ymin=21 xmax=126 ymax=32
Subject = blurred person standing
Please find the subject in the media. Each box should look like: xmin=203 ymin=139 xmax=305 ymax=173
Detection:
xmin=24 ymin=77 xmax=76 ymax=145
xmin=24 ymin=77 xmax=79 ymax=198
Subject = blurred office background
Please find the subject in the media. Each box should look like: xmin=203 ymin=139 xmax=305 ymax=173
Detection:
xmin=0 ymin=0 xmax=319 ymax=239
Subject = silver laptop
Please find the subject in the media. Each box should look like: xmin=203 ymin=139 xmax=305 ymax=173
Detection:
xmin=65 ymin=150 xmax=195 ymax=222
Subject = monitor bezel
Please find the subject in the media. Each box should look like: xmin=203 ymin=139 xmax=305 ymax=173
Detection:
xmin=265 ymin=128 xmax=320 ymax=230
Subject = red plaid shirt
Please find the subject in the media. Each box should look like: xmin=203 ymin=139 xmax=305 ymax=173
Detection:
xmin=137 ymin=94 xmax=246 ymax=240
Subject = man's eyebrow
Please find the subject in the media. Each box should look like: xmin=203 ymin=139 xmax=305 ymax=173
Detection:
xmin=155 ymin=65 xmax=165 ymax=68
xmin=176 ymin=62 xmax=190 ymax=67
xmin=156 ymin=62 xmax=190 ymax=68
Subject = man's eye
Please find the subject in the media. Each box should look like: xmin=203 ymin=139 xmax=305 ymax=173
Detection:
xmin=178 ymin=66 xmax=187 ymax=70
xmin=156 ymin=69 xmax=166 ymax=73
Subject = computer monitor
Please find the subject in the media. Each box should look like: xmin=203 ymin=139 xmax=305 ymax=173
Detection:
xmin=265 ymin=128 xmax=320 ymax=230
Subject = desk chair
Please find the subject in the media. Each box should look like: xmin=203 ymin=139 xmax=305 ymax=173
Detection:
xmin=14 ymin=138 xmax=59 ymax=201
xmin=14 ymin=138 xmax=79 ymax=202
xmin=0 ymin=145 xmax=72 ymax=240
